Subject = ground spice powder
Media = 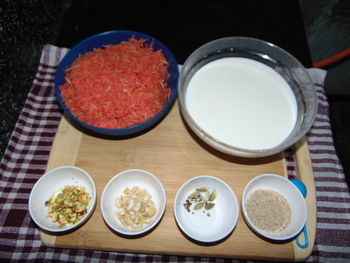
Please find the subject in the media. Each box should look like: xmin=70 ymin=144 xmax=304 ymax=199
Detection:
xmin=245 ymin=189 xmax=291 ymax=234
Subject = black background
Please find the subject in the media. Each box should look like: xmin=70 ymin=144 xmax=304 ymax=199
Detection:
xmin=56 ymin=0 xmax=312 ymax=66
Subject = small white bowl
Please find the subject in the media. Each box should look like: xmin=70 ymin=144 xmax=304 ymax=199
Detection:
xmin=29 ymin=166 xmax=97 ymax=233
xmin=242 ymin=174 xmax=307 ymax=241
xmin=100 ymin=169 xmax=166 ymax=236
xmin=174 ymin=176 xmax=239 ymax=243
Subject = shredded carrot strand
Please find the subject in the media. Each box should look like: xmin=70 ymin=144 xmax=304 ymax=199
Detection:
xmin=60 ymin=37 xmax=170 ymax=129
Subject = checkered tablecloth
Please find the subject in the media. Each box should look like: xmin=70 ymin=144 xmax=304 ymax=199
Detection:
xmin=1 ymin=45 xmax=350 ymax=263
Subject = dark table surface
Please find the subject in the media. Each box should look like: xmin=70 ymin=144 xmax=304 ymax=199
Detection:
xmin=56 ymin=0 xmax=312 ymax=66
xmin=1 ymin=0 xmax=312 ymax=158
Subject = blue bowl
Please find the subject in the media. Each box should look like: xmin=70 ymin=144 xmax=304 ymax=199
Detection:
xmin=54 ymin=30 xmax=179 ymax=136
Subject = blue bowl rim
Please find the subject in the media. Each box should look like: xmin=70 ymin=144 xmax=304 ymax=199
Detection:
xmin=54 ymin=30 xmax=179 ymax=134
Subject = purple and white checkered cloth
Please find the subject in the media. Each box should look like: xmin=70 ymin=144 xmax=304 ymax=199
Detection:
xmin=1 ymin=45 xmax=350 ymax=263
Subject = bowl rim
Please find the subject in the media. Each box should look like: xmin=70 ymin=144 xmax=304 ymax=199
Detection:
xmin=173 ymin=175 xmax=240 ymax=243
xmin=28 ymin=166 xmax=97 ymax=233
xmin=100 ymin=168 xmax=167 ymax=236
xmin=241 ymin=173 xmax=307 ymax=240
xmin=54 ymin=30 xmax=179 ymax=134
xmin=179 ymin=36 xmax=317 ymax=158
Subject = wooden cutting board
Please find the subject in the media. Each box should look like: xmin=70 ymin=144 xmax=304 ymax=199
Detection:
xmin=42 ymin=102 xmax=316 ymax=261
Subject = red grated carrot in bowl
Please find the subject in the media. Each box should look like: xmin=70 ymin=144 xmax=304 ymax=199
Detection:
xmin=59 ymin=36 xmax=171 ymax=129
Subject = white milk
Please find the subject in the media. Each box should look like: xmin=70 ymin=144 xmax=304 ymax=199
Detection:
xmin=185 ymin=57 xmax=297 ymax=150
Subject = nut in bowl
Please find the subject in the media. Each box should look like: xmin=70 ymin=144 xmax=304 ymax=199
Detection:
xmin=29 ymin=166 xmax=97 ymax=233
xmin=242 ymin=174 xmax=307 ymax=241
xmin=100 ymin=169 xmax=166 ymax=236
xmin=174 ymin=176 xmax=239 ymax=243
xmin=54 ymin=30 xmax=179 ymax=136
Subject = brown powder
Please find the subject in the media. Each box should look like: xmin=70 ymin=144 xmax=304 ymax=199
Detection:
xmin=245 ymin=189 xmax=291 ymax=234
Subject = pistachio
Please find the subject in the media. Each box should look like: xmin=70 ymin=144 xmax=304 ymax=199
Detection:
xmin=45 ymin=185 xmax=91 ymax=227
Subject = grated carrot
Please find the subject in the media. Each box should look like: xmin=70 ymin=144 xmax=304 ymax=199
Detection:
xmin=60 ymin=37 xmax=170 ymax=129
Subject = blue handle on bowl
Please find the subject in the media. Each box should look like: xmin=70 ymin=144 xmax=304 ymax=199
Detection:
xmin=296 ymin=225 xmax=309 ymax=249
xmin=290 ymin=179 xmax=307 ymax=198
xmin=290 ymin=179 xmax=309 ymax=249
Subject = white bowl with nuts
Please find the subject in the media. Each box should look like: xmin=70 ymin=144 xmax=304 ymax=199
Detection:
xmin=100 ymin=169 xmax=166 ymax=236
xmin=174 ymin=175 xmax=239 ymax=243
xmin=241 ymin=174 xmax=307 ymax=241
xmin=29 ymin=166 xmax=97 ymax=233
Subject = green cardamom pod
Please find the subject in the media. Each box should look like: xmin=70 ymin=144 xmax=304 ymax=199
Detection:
xmin=209 ymin=190 xmax=217 ymax=201
xmin=194 ymin=202 xmax=204 ymax=210
xmin=199 ymin=193 xmax=208 ymax=203
xmin=205 ymin=203 xmax=215 ymax=210
xmin=187 ymin=191 xmax=199 ymax=199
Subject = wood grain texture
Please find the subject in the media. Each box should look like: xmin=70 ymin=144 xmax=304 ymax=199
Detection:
xmin=41 ymin=102 xmax=315 ymax=261
xmin=293 ymin=138 xmax=317 ymax=261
